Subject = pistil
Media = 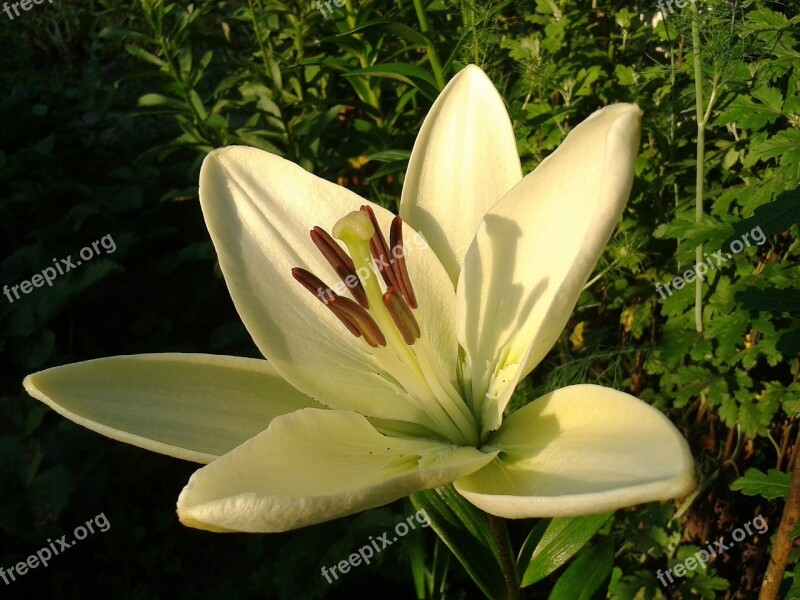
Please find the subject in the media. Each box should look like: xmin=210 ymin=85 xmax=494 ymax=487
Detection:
xmin=291 ymin=209 xmax=479 ymax=446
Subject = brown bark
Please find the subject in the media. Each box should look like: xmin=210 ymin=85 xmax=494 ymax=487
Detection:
xmin=759 ymin=432 xmax=800 ymax=599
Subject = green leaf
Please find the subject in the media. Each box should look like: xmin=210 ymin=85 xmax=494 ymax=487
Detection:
xmin=788 ymin=564 xmax=800 ymax=600
xmin=744 ymin=7 xmax=791 ymax=31
xmin=745 ymin=129 xmax=800 ymax=167
xmin=342 ymin=64 xmax=440 ymax=101
xmin=125 ymin=43 xmax=166 ymax=68
xmin=138 ymin=93 xmax=186 ymax=112
xmin=410 ymin=486 xmax=508 ymax=600
xmin=548 ymin=540 xmax=614 ymax=600
xmin=188 ymin=90 xmax=208 ymax=120
xmin=736 ymin=287 xmax=800 ymax=314
xmin=716 ymin=87 xmax=783 ymax=130
xmin=725 ymin=187 xmax=800 ymax=247
xmin=342 ymin=20 xmax=432 ymax=48
xmin=519 ymin=512 xmax=612 ymax=587
xmin=364 ymin=149 xmax=411 ymax=162
xmin=730 ymin=468 xmax=790 ymax=499
xmin=777 ymin=328 xmax=800 ymax=357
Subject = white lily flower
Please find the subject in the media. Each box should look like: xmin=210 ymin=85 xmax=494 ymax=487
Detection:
xmin=24 ymin=66 xmax=695 ymax=533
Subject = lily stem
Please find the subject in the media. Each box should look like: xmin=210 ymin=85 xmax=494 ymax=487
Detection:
xmin=485 ymin=513 xmax=519 ymax=600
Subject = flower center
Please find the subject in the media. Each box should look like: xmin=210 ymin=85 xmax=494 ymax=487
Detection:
xmin=292 ymin=206 xmax=420 ymax=348
xmin=291 ymin=206 xmax=479 ymax=446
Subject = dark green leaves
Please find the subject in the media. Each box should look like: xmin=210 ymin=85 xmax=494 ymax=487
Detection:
xmin=410 ymin=486 xmax=509 ymax=600
xmin=726 ymin=187 xmax=800 ymax=246
xmin=731 ymin=468 xmax=791 ymax=499
xmin=518 ymin=513 xmax=612 ymax=587
xmin=547 ymin=540 xmax=615 ymax=600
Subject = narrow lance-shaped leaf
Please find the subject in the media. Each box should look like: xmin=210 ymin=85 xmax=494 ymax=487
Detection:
xmin=410 ymin=485 xmax=508 ymax=600
xmin=518 ymin=512 xmax=612 ymax=587
xmin=547 ymin=540 xmax=615 ymax=600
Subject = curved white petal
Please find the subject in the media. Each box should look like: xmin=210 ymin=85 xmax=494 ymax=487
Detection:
xmin=454 ymin=384 xmax=695 ymax=517
xmin=177 ymin=408 xmax=496 ymax=532
xmin=400 ymin=65 xmax=522 ymax=284
xmin=23 ymin=354 xmax=319 ymax=463
xmin=456 ymin=104 xmax=642 ymax=432
xmin=199 ymin=146 xmax=457 ymax=425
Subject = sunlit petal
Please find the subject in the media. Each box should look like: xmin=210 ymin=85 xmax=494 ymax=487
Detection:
xmin=178 ymin=408 xmax=496 ymax=532
xmin=200 ymin=147 xmax=457 ymax=424
xmin=24 ymin=353 xmax=318 ymax=463
xmin=400 ymin=65 xmax=522 ymax=284
xmin=457 ymin=104 xmax=642 ymax=432
xmin=454 ymin=384 xmax=695 ymax=517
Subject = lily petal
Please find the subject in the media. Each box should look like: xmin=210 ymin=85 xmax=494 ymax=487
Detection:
xmin=200 ymin=146 xmax=457 ymax=425
xmin=400 ymin=65 xmax=522 ymax=284
xmin=177 ymin=408 xmax=496 ymax=532
xmin=457 ymin=104 xmax=642 ymax=432
xmin=454 ymin=384 xmax=695 ymax=517
xmin=23 ymin=354 xmax=318 ymax=463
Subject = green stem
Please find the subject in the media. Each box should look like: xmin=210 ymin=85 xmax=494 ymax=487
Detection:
xmin=461 ymin=2 xmax=479 ymax=64
xmin=689 ymin=4 xmax=719 ymax=334
xmin=247 ymin=0 xmax=298 ymax=159
xmin=690 ymin=2 xmax=704 ymax=334
xmin=582 ymin=259 xmax=619 ymax=291
xmin=412 ymin=0 xmax=445 ymax=89
xmin=343 ymin=0 xmax=383 ymax=123
xmin=485 ymin=513 xmax=519 ymax=600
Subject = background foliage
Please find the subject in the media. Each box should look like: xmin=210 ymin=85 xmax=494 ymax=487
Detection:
xmin=1 ymin=0 xmax=798 ymax=598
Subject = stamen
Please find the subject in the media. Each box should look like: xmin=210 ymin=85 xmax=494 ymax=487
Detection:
xmin=329 ymin=296 xmax=387 ymax=347
xmin=310 ymin=227 xmax=369 ymax=309
xmin=390 ymin=217 xmax=418 ymax=309
xmin=383 ymin=288 xmax=421 ymax=345
xmin=291 ymin=268 xmax=362 ymax=338
xmin=291 ymin=266 xmax=333 ymax=302
xmin=360 ymin=205 xmax=400 ymax=290
xmin=296 ymin=212 xmax=480 ymax=446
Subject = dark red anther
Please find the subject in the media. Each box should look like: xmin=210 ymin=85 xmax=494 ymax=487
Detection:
xmin=361 ymin=205 xmax=400 ymax=290
xmin=329 ymin=296 xmax=387 ymax=347
xmin=390 ymin=217 xmax=418 ymax=309
xmin=309 ymin=226 xmax=369 ymax=309
xmin=383 ymin=287 xmax=420 ymax=345
xmin=291 ymin=267 xmax=361 ymax=338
